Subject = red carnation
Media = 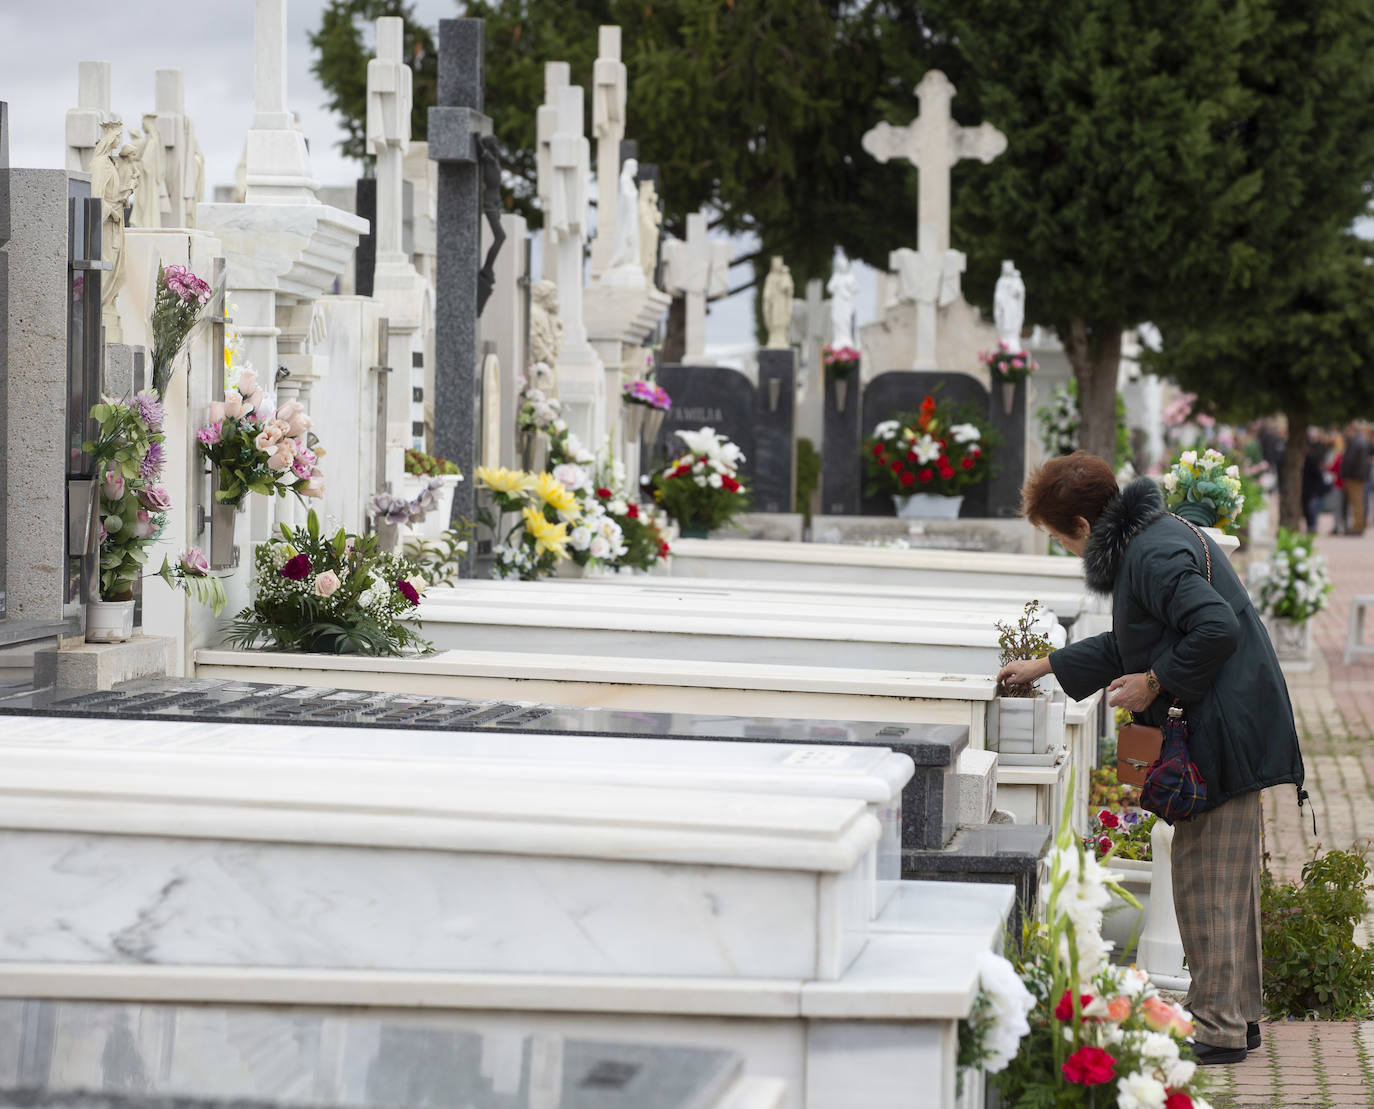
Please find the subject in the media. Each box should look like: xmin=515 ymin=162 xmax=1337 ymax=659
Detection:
xmin=626 ymin=504 xmax=640 ymax=519
xmin=900 ymin=471 xmax=916 ymax=487
xmin=906 ymin=449 xmax=918 ymax=462
xmin=1055 ymin=990 xmax=1096 ymax=1022
xmin=1165 ymin=1093 xmax=1194 ymax=1109
xmin=890 ymin=460 xmax=903 ymax=473
xmin=1062 ymin=1046 xmax=1116 ymax=1086
xmin=1098 ymin=809 xmax=1120 ymax=829
xmin=721 ymin=475 xmax=741 ymax=493
xmin=395 ymin=579 xmax=420 ymax=605
xmin=917 ymin=468 xmax=933 ymax=483
xmin=939 ymin=466 xmax=955 ymax=481
xmin=937 ymin=454 xmax=949 ymax=467
xmin=281 ymin=553 xmax=312 ymax=581
xmin=960 ymin=456 xmax=975 ymax=471
xmin=658 ymin=540 xmax=671 ymax=556
xmin=595 ymin=487 xmax=613 ymax=499
xmin=872 ymin=443 xmax=885 ymax=458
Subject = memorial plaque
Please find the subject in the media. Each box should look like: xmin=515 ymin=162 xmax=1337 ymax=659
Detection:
xmin=646 ymin=364 xmax=756 ymax=480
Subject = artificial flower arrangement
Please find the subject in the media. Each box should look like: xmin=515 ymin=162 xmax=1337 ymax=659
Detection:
xmin=588 ymin=458 xmax=673 ymax=572
xmin=475 ymin=466 xmax=579 ymax=581
xmin=517 ymin=361 xmax=563 ymax=439
xmin=1252 ymin=527 xmax=1333 ymax=625
xmin=980 ymin=339 xmax=1038 ymax=384
xmin=1161 ymin=448 xmax=1244 ymax=532
xmin=156 ymin=547 xmax=227 ymax=616
xmin=404 ymin=448 xmax=461 ymax=476
xmin=370 ymin=477 xmax=450 ymax=530
xmin=1036 ymin=379 xmax=1134 ymax=468
xmin=821 ymin=344 xmax=861 ymax=379
xmin=150 ymin=262 xmax=214 ymax=397
xmin=864 ymin=394 xmax=996 ymax=498
xmin=542 ymin=429 xmax=633 ymax=572
xmin=622 ymin=378 xmax=673 ymax=411
xmin=1085 ymin=808 xmax=1157 ymax=863
xmin=651 ymin=427 xmax=749 ymax=534
xmin=966 ymin=785 xmax=1216 ymax=1109
xmin=196 ymin=367 xmax=325 ymax=507
xmin=224 ymin=510 xmax=430 ymax=656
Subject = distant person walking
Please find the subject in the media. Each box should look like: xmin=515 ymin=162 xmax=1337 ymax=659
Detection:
xmin=1302 ymin=436 xmax=1328 ymax=535
xmin=1341 ymin=422 xmax=1370 ymax=536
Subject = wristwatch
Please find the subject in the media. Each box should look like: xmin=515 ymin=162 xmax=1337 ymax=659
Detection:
xmin=1145 ymin=669 xmax=1162 ymax=695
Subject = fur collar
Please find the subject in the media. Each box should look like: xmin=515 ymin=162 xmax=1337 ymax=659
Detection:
xmin=1082 ymin=477 xmax=1166 ymax=595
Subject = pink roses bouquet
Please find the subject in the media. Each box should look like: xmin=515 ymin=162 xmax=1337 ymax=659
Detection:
xmin=196 ymin=368 xmax=325 ymax=506
xmin=151 ymin=262 xmax=215 ymax=396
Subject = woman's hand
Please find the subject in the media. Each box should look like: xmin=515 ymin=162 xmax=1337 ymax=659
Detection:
xmin=1107 ymin=672 xmax=1157 ymax=713
xmin=995 ymin=656 xmax=1053 ymax=689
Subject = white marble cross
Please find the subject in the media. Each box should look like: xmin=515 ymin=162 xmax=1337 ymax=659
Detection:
xmin=367 ymin=16 xmax=413 ymax=263
xmin=589 ymin=25 xmax=627 ymax=280
xmin=65 ymin=61 xmax=117 ymax=174
xmin=863 ymin=70 xmax=1003 ymax=368
xmin=536 ymin=62 xmax=571 ymax=266
xmin=661 ymin=211 xmax=733 ymax=365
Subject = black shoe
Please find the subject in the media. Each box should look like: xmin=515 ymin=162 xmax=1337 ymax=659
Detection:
xmin=1191 ymin=1041 xmax=1248 ymax=1065
xmin=1248 ymin=1022 xmax=1261 ymax=1051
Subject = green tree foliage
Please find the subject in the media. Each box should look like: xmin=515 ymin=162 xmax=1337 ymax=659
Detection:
xmin=309 ymin=0 xmax=437 ymax=165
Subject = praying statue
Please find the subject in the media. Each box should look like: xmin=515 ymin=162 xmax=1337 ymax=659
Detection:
xmin=127 ymin=113 xmax=167 ymax=229
xmin=827 ymin=258 xmax=859 ymax=349
xmin=762 ymin=256 xmax=794 ymax=349
xmin=994 ymin=260 xmax=1026 ymax=352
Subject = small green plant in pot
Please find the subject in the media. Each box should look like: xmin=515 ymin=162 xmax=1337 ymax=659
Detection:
xmin=988 ymin=601 xmax=1056 ymax=756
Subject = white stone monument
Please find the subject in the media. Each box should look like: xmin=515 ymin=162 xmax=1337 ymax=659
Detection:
xmin=589 ymin=25 xmax=627 ymax=281
xmin=762 ymin=256 xmax=794 ymax=350
xmin=994 ymin=259 xmax=1026 ymax=353
xmin=154 ymin=69 xmax=205 ymax=230
xmin=661 ymin=211 xmax=733 ymax=365
xmin=535 ymin=62 xmax=571 ymax=267
xmin=826 ymin=259 xmax=859 ymax=350
xmin=65 ymin=61 xmax=118 ymax=175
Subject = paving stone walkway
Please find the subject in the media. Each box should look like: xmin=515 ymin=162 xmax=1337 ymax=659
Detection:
xmin=1208 ymin=515 xmax=1374 ymax=1107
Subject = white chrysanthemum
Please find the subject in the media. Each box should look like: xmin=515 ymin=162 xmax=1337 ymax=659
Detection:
xmin=569 ymin=525 xmax=592 ymax=551
xmin=588 ymin=534 xmax=610 ymax=560
xmin=950 ymin=422 xmax=981 ymax=444
xmin=873 ymin=420 xmax=901 ymax=439
xmin=1116 ymin=1072 xmax=1167 ymax=1109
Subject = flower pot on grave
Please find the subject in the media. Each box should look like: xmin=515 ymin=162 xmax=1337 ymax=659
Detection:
xmin=985 ymin=694 xmax=1051 ymax=755
xmin=1001 ymin=381 xmax=1017 ymax=415
xmin=832 ymin=376 xmax=849 ymax=414
xmin=622 ymin=402 xmax=648 ymax=441
xmin=208 ymin=474 xmax=240 ymax=571
xmin=892 ymin=493 xmax=964 ymax=520
xmin=400 ymin=473 xmax=462 ymax=542
xmin=643 ymin=408 xmax=666 ymax=443
xmin=374 ymin=521 xmax=400 ymax=553
xmin=1102 ymin=857 xmax=1152 ymax=960
xmin=86 ymin=598 xmax=136 ymax=644
xmin=1265 ymin=615 xmax=1313 ymax=665
xmin=66 ymin=476 xmax=99 ymax=557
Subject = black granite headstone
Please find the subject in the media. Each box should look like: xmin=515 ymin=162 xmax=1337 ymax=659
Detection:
xmin=354 ymin=177 xmax=376 ymax=297
xmin=753 ymin=349 xmax=796 ymax=514
xmin=820 ymin=361 xmax=862 ymax=515
xmin=985 ymin=374 xmax=1029 ymax=518
xmin=858 ymin=371 xmax=992 ymax=517
xmin=646 ymin=364 xmax=756 ymax=482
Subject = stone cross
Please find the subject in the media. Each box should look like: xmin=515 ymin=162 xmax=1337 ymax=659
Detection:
xmin=244 ymin=0 xmax=316 ymax=203
xmin=65 ymin=61 xmax=118 ymax=175
xmin=428 ymin=18 xmax=493 ymax=553
xmin=535 ymin=62 xmax=570 ymax=266
xmin=661 ymin=211 xmax=733 ymax=365
xmin=367 ymin=16 xmax=412 ymax=265
xmin=154 ymin=69 xmax=202 ymax=229
xmin=589 ymin=25 xmax=626 ymax=280
xmin=863 ymin=70 xmax=1002 ymax=368
xmin=547 ymin=83 xmax=592 ymax=354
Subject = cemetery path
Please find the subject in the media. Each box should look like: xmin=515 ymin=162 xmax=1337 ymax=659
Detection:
xmin=1216 ymin=519 xmax=1374 ymax=1108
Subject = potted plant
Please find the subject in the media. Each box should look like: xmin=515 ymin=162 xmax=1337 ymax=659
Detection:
xmin=1252 ymin=526 xmax=1332 ymax=668
xmin=401 ymin=449 xmax=464 ymax=541
xmin=980 ymin=339 xmax=1038 ymax=414
xmin=821 ymin=344 xmax=861 ymax=412
xmin=651 ymin=427 xmax=749 ymax=538
xmin=863 ymin=394 xmax=999 ymax=519
xmin=1161 ymin=447 xmax=1246 ymax=534
xmin=1085 ymin=806 xmax=1157 ymax=959
xmin=988 ymin=601 xmax=1062 ymax=757
xmin=225 ymin=510 xmax=430 ymax=655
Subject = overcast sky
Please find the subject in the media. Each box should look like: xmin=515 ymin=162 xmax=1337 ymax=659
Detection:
xmin=2 ymin=0 xmax=880 ymax=352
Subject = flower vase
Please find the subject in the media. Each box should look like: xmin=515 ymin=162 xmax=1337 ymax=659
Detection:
xmin=66 ymin=476 xmax=99 ymax=557
xmin=1102 ymin=858 xmax=1152 ymax=959
xmin=678 ymin=524 xmax=710 ymax=539
xmin=399 ymin=473 xmax=461 ymax=542
xmin=985 ymin=694 xmax=1051 ymax=755
xmin=518 ymin=430 xmax=536 ymax=471
xmin=832 ymin=376 xmax=849 ymax=414
xmin=1001 ymin=380 xmax=1016 ymax=415
xmin=643 ymin=408 xmax=666 ymax=443
xmin=86 ymin=598 xmax=135 ymax=643
xmin=1265 ymin=615 xmax=1313 ymax=670
xmin=208 ymin=475 xmax=239 ymax=571
xmin=622 ymin=402 xmax=647 ymax=441
xmin=374 ymin=521 xmax=400 ymax=552
xmin=892 ymin=493 xmax=964 ymax=519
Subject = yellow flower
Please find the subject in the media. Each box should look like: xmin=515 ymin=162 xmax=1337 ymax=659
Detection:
xmin=522 ymin=506 xmax=570 ymax=559
xmin=477 ymin=466 xmax=536 ymax=496
xmin=531 ymin=471 xmax=580 ymax=519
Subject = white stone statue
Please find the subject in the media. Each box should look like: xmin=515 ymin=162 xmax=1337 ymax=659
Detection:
xmin=994 ymin=259 xmax=1026 ymax=352
xmin=529 ymin=280 xmax=564 ymax=395
xmin=606 ymin=157 xmax=641 ymax=273
xmin=89 ymin=120 xmax=133 ymax=341
xmin=638 ymin=178 xmax=661 ymax=283
xmin=827 ymin=258 xmax=859 ymax=349
xmin=762 ymin=256 xmax=794 ymax=349
xmin=128 ymin=113 xmax=167 ymax=228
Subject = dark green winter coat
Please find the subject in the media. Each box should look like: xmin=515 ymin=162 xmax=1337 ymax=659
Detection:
xmin=1049 ymin=477 xmax=1306 ymax=813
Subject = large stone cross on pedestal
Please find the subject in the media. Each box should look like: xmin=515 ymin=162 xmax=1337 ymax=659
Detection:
xmin=368 ymin=16 xmax=412 ymax=266
xmin=428 ymin=18 xmax=492 ymax=553
xmin=862 ymin=70 xmax=1005 ymax=369
xmin=661 ymin=211 xmax=732 ymax=365
xmin=589 ymin=25 xmax=626 ymax=280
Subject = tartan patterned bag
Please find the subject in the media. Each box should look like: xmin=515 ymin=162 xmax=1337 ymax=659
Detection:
xmin=1140 ymin=702 xmax=1209 ymax=823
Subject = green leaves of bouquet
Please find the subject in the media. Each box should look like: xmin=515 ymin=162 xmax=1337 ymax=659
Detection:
xmin=226 ymin=510 xmax=432 ymax=656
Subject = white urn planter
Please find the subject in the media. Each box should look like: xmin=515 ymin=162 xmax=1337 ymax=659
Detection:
xmin=85 ymin=599 xmax=135 ymax=644
xmin=399 ymin=473 xmax=462 ymax=543
xmin=985 ymin=693 xmax=1065 ymax=760
xmin=1265 ymin=615 xmax=1314 ymax=673
xmin=892 ymin=493 xmax=964 ymax=519
xmin=1103 ymin=857 xmax=1152 ymax=959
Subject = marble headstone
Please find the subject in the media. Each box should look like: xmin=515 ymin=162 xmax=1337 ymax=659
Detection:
xmin=647 ymin=364 xmax=756 ymax=481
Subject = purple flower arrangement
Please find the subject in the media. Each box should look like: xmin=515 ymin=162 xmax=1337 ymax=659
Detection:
xmin=622 ymin=379 xmax=672 ymax=411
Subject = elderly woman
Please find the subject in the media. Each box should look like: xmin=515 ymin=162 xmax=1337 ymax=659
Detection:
xmin=997 ymin=452 xmax=1307 ymax=1065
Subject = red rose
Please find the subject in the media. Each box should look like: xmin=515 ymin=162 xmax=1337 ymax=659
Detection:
xmin=1164 ymin=1093 xmax=1193 ymax=1109
xmin=721 ymin=475 xmax=741 ymax=492
xmin=890 ymin=460 xmax=903 ymax=473
xmin=1062 ymin=1046 xmax=1115 ymax=1086
xmin=281 ymin=553 xmax=312 ymax=581
xmin=627 ymin=504 xmax=640 ymax=519
xmin=937 ymin=454 xmax=949 ymax=467
xmin=900 ymin=471 xmax=916 ymax=487
xmin=906 ymin=449 xmax=918 ymax=462
xmin=939 ymin=466 xmax=955 ymax=481
xmin=396 ymin=579 xmax=420 ymax=605
xmin=872 ymin=443 xmax=885 ymax=458
xmin=960 ymin=456 xmax=975 ymax=471
xmin=1054 ymin=990 xmax=1096 ymax=1022
xmin=595 ymin=487 xmax=613 ymax=499
xmin=917 ymin=468 xmax=933 ymax=483
xmin=1098 ymin=809 xmax=1120 ymax=829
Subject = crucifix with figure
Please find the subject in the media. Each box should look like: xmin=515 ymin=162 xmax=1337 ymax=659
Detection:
xmin=862 ymin=70 xmax=1005 ymax=369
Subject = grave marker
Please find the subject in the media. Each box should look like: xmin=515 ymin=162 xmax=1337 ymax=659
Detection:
xmin=590 ymin=26 xmax=627 ymax=280
xmin=648 ymin=364 xmax=756 ymax=482
xmin=754 ymin=349 xmax=796 ymax=514
xmin=661 ymin=212 xmax=732 ymax=365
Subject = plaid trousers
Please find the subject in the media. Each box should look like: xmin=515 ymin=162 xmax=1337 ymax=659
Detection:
xmin=1171 ymin=789 xmax=1263 ymax=1049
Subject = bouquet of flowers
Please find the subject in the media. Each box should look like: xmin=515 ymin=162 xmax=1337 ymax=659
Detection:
xmin=589 ymin=469 xmax=672 ymax=572
xmin=225 ymin=510 xmax=430 ymax=655
xmin=151 ymin=262 xmax=214 ymax=397
xmin=83 ymin=393 xmax=169 ymax=601
xmin=1036 ymin=380 xmax=1134 ymax=467
xmin=1252 ymin=527 xmax=1333 ymax=624
xmin=822 ymin=344 xmax=861 ymax=379
xmin=980 ymin=339 xmax=1038 ymax=384
xmin=1162 ymin=448 xmax=1245 ymax=532
xmin=476 ymin=466 xmax=581 ymax=580
xmin=622 ymin=378 xmax=672 ymax=411
xmin=404 ymin=448 xmax=461 ymax=477
xmin=517 ymin=361 xmax=564 ymax=438
xmin=196 ymin=368 xmax=325 ymax=507
xmin=370 ymin=477 xmax=449 ymax=528
xmin=652 ymin=427 xmax=749 ymax=533
xmin=974 ymin=786 xmax=1216 ymax=1109
xmin=864 ymin=394 xmax=996 ymax=498
xmin=155 ymin=547 xmax=227 ymax=615
xmin=1084 ymin=808 xmax=1156 ymax=862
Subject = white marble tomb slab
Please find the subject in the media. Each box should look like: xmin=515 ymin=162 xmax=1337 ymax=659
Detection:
xmin=0 ymin=737 xmax=878 ymax=982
